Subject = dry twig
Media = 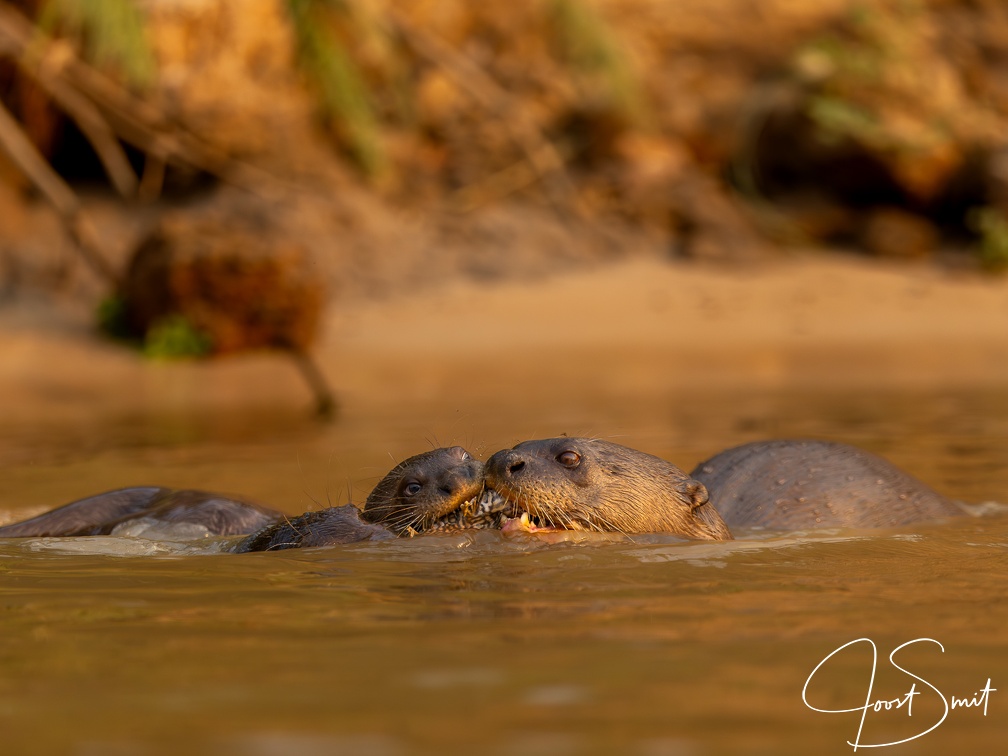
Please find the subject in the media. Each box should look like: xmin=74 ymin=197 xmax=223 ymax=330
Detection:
xmin=0 ymin=97 xmax=119 ymax=283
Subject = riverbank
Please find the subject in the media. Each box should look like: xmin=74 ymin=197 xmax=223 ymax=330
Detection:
xmin=2 ymin=253 xmax=1007 ymax=431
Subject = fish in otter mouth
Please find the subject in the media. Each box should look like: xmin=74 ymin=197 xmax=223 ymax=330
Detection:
xmin=423 ymin=488 xmax=559 ymax=535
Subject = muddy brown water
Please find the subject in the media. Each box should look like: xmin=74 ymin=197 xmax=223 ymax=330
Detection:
xmin=1 ymin=382 xmax=1006 ymax=755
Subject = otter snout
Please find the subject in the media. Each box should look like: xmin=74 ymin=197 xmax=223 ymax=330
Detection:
xmin=485 ymin=448 xmax=528 ymax=485
xmin=438 ymin=455 xmax=484 ymax=496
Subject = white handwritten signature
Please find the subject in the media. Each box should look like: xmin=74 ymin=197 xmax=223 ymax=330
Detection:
xmin=802 ymin=638 xmax=995 ymax=751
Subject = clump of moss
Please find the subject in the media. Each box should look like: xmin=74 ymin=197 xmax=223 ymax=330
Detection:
xmin=98 ymin=297 xmax=213 ymax=358
xmin=142 ymin=314 xmax=214 ymax=359
xmin=38 ymin=0 xmax=156 ymax=89
xmin=968 ymin=207 xmax=1008 ymax=273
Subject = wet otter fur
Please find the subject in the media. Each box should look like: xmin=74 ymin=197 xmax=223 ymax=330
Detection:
xmin=359 ymin=446 xmax=484 ymax=535
xmin=484 ymin=437 xmax=733 ymax=540
xmin=235 ymin=446 xmax=485 ymax=551
xmin=0 ymin=487 xmax=279 ymax=538
xmin=483 ymin=437 xmax=962 ymax=538
xmin=0 ymin=446 xmax=486 ymax=551
xmin=233 ymin=504 xmax=394 ymax=551
xmin=690 ymin=439 xmax=964 ymax=530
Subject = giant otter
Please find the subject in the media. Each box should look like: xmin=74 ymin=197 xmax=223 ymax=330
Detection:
xmin=234 ymin=446 xmax=486 ymax=551
xmin=484 ymin=437 xmax=963 ymax=538
xmin=3 ymin=438 xmax=960 ymax=549
xmin=484 ymin=437 xmax=733 ymax=540
xmin=690 ymin=439 xmax=964 ymax=530
xmin=0 ymin=487 xmax=280 ymax=538
xmin=360 ymin=446 xmax=484 ymax=534
xmin=0 ymin=446 xmax=490 ymax=551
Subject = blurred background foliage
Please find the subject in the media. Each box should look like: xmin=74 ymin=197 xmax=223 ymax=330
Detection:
xmin=37 ymin=0 xmax=156 ymax=89
xmin=3 ymin=0 xmax=1008 ymax=283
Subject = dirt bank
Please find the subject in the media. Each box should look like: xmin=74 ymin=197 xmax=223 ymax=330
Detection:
xmin=2 ymin=253 xmax=1006 ymax=432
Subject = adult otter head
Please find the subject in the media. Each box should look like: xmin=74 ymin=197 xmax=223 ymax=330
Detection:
xmin=484 ymin=438 xmax=733 ymax=541
xmin=360 ymin=446 xmax=485 ymax=535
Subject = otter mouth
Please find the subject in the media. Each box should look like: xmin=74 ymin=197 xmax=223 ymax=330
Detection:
xmin=487 ymin=483 xmax=610 ymax=533
xmin=498 ymin=510 xmax=558 ymax=534
xmin=422 ymin=487 xmax=559 ymax=534
xmin=480 ymin=484 xmax=562 ymax=533
xmin=422 ymin=488 xmax=513 ymax=533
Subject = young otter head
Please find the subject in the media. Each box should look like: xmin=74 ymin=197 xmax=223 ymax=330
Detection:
xmin=361 ymin=446 xmax=485 ymax=535
xmin=484 ymin=438 xmax=733 ymax=541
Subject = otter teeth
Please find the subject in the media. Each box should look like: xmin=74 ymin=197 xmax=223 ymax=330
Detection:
xmin=500 ymin=509 xmax=554 ymax=533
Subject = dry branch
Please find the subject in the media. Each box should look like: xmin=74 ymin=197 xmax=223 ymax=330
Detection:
xmin=0 ymin=1 xmax=282 ymax=282
xmin=0 ymin=97 xmax=118 ymax=283
xmin=0 ymin=2 xmax=274 ymax=192
xmin=0 ymin=4 xmax=135 ymax=197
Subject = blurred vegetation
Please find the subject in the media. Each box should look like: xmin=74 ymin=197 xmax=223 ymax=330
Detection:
xmin=546 ymin=0 xmax=643 ymax=124
xmin=97 ymin=297 xmax=213 ymax=358
xmin=142 ymin=314 xmax=214 ymax=359
xmin=95 ymin=295 xmax=129 ymax=341
xmin=796 ymin=5 xmax=949 ymax=144
xmin=285 ymin=0 xmax=384 ymax=175
xmin=4 ymin=0 xmax=1008 ymax=274
xmin=786 ymin=0 xmax=998 ymax=200
xmin=38 ymin=0 xmax=156 ymax=89
xmin=969 ymin=207 xmax=1008 ymax=273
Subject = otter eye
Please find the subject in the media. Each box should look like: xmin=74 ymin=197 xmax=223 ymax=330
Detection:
xmin=403 ymin=481 xmax=423 ymax=497
xmin=556 ymin=451 xmax=581 ymax=468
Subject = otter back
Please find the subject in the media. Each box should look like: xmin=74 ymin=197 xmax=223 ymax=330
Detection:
xmin=691 ymin=440 xmax=963 ymax=530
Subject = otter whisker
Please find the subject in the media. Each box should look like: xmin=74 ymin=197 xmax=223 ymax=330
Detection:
xmin=387 ymin=509 xmax=424 ymax=536
xmin=546 ymin=500 xmax=580 ymax=531
xmin=588 ymin=509 xmax=624 ymax=535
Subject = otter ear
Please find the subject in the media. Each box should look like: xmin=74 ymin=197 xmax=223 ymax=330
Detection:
xmin=675 ymin=478 xmax=709 ymax=511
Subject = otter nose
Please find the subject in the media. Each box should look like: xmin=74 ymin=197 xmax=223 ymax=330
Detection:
xmin=438 ymin=457 xmax=483 ymax=494
xmin=487 ymin=449 xmax=527 ymax=480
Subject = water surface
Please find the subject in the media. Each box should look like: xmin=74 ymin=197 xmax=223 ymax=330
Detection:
xmin=1 ymin=384 xmax=1006 ymax=755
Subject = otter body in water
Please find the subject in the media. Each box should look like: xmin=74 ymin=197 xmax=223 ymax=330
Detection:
xmin=483 ymin=437 xmax=960 ymax=538
xmin=690 ymin=439 xmax=963 ymax=530
xmin=484 ymin=437 xmax=732 ymax=540
xmin=232 ymin=504 xmax=395 ymax=552
xmin=234 ymin=446 xmax=485 ymax=552
xmin=0 ymin=487 xmax=280 ymax=539
xmin=2 ymin=439 xmax=960 ymax=549
xmin=0 ymin=446 xmax=490 ymax=551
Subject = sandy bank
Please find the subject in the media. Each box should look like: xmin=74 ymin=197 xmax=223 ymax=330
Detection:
xmin=1 ymin=254 xmax=1006 ymax=430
